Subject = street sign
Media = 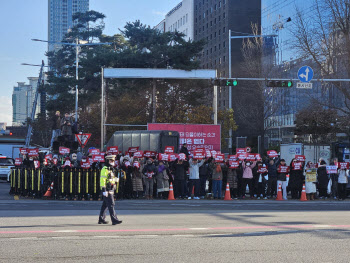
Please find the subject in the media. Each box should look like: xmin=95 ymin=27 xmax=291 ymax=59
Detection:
xmin=297 ymin=82 xmax=313 ymax=89
xmin=298 ymin=66 xmax=314 ymax=83
xmin=75 ymin=133 xmax=91 ymax=147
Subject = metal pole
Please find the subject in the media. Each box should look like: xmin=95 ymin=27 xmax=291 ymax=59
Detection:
xmin=213 ymin=85 xmax=218 ymax=125
xmin=101 ymin=68 xmax=104 ymax=151
xmin=75 ymin=38 xmax=79 ymax=123
xmin=228 ymin=30 xmax=232 ymax=153
xmin=152 ymin=78 xmax=157 ymax=123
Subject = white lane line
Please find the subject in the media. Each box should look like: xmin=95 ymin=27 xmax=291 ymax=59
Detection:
xmin=172 ymin=235 xmax=195 ymax=237
xmin=189 ymin=228 xmax=208 ymax=230
xmin=137 ymin=235 xmax=159 ymax=237
xmin=52 ymin=236 xmax=80 ymax=239
xmin=313 ymin=225 xmax=331 ymax=228
xmin=93 ymin=236 xmax=121 ymax=238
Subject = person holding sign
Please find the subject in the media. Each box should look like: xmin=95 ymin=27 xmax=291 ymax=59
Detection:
xmin=289 ymin=158 xmax=305 ymax=199
xmin=211 ymin=161 xmax=226 ymax=199
xmin=142 ymin=159 xmax=157 ymax=200
xmin=227 ymin=163 xmax=239 ymax=199
xmin=317 ymin=159 xmax=328 ymax=199
xmin=241 ymin=160 xmax=257 ymax=199
xmin=337 ymin=163 xmax=349 ymax=201
xmin=188 ymin=158 xmax=205 ymax=200
xmin=329 ymin=158 xmax=339 ymax=199
xmin=277 ymin=159 xmax=289 ymax=200
xmin=305 ymin=161 xmax=317 ymax=200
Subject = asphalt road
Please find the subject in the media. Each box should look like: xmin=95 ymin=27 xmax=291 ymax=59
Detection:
xmin=1 ymin=182 xmax=350 ymax=262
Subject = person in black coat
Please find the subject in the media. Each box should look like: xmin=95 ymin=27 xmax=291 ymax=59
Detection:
xmin=172 ymin=159 xmax=188 ymax=199
xmin=267 ymin=157 xmax=280 ymax=198
xmin=289 ymin=158 xmax=305 ymax=199
xmin=317 ymin=160 xmax=329 ymax=199
xmin=180 ymin=143 xmax=190 ymax=160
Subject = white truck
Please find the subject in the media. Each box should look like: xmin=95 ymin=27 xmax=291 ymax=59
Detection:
xmin=280 ymin=143 xmax=331 ymax=165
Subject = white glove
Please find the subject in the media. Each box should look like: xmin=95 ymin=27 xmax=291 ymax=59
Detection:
xmin=103 ymin=192 xmax=108 ymax=197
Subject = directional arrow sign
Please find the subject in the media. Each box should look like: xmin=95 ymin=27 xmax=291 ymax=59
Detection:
xmin=298 ymin=66 xmax=314 ymax=83
xmin=75 ymin=133 xmax=91 ymax=147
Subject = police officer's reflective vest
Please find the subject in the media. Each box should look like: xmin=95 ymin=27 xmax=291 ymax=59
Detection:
xmin=100 ymin=166 xmax=116 ymax=191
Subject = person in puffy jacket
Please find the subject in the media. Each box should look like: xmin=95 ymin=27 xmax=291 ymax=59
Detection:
xmin=267 ymin=157 xmax=280 ymax=198
xmin=241 ymin=160 xmax=257 ymax=199
xmin=337 ymin=166 xmax=349 ymax=201
xmin=188 ymin=158 xmax=205 ymax=199
xmin=317 ymin=159 xmax=328 ymax=199
xmin=142 ymin=159 xmax=157 ymax=200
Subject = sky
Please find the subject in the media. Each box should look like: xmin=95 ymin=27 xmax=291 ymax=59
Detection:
xmin=0 ymin=0 xmax=180 ymax=125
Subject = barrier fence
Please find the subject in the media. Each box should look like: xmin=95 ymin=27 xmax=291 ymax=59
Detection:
xmin=9 ymin=167 xmax=126 ymax=200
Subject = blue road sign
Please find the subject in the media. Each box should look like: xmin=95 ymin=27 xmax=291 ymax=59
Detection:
xmin=298 ymin=66 xmax=314 ymax=83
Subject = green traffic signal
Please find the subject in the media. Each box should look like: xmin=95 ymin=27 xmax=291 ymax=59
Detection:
xmin=287 ymin=81 xmax=293 ymax=87
xmin=233 ymin=80 xmax=238 ymax=86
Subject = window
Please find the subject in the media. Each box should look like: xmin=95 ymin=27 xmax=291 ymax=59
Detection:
xmin=210 ymin=34 xmax=212 ymax=39
xmin=219 ymin=44 xmax=221 ymax=50
xmin=195 ymin=30 xmax=198 ymax=35
xmin=219 ymin=29 xmax=221 ymax=35
xmin=223 ymin=12 xmax=226 ymax=18
xmin=219 ymin=1 xmax=222 ymax=8
xmin=207 ymin=23 xmax=209 ymax=28
xmin=210 ymin=21 xmax=213 ymax=26
xmin=214 ymin=32 xmax=217 ymax=38
xmin=223 ymin=56 xmax=226 ymax=62
xmin=210 ymin=48 xmax=212 ymax=53
xmin=223 ymin=41 xmax=226 ymax=47
xmin=219 ymin=16 xmax=221 ymax=21
xmin=186 ymin=14 xmax=188 ymax=23
xmin=214 ymin=18 xmax=217 ymax=24
xmin=203 ymin=12 xmax=205 ymax=18
xmin=215 ymin=4 xmax=217 ymax=10
xmin=206 ymin=50 xmax=209 ymax=55
xmin=214 ymin=45 xmax=217 ymax=51
xmin=223 ymin=27 xmax=226 ymax=33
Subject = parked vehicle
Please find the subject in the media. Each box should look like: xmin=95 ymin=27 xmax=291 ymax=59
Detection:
xmin=0 ymin=156 xmax=15 ymax=182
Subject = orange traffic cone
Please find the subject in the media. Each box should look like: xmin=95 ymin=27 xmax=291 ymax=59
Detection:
xmin=300 ymin=184 xmax=307 ymax=201
xmin=168 ymin=183 xmax=175 ymax=200
xmin=43 ymin=182 xmax=54 ymax=198
xmin=224 ymin=183 xmax=231 ymax=200
xmin=276 ymin=183 xmax=283 ymax=201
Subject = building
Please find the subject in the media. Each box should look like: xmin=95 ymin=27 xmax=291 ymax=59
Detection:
xmin=261 ymin=0 xmax=344 ymax=145
xmin=48 ymin=0 xmax=89 ymax=52
xmin=12 ymin=78 xmax=41 ymax=126
xmin=155 ymin=0 xmax=195 ymax=40
xmin=194 ymin=0 xmax=261 ymax=137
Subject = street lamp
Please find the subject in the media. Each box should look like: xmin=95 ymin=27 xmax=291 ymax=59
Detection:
xmin=32 ymin=38 xmax=111 ymax=122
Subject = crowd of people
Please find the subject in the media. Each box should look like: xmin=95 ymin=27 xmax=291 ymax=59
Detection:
xmin=12 ymin=143 xmax=349 ymax=201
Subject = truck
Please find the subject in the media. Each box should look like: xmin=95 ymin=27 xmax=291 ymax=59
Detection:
xmin=280 ymin=143 xmax=331 ymax=165
xmin=105 ymin=130 xmax=180 ymax=154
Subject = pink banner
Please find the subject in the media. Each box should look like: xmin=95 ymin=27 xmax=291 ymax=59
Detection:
xmin=148 ymin=123 xmax=221 ymax=152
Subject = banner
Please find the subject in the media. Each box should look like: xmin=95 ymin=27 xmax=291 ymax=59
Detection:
xmin=59 ymin=147 xmax=70 ymax=155
xmin=169 ymin=153 xmax=178 ymax=162
xmin=292 ymin=162 xmax=303 ymax=170
xmin=236 ymin=148 xmax=247 ymax=154
xmin=277 ymin=165 xmax=290 ymax=173
xmin=20 ymin=148 xmax=28 ymax=155
xmin=193 ymin=149 xmax=205 ymax=159
xmin=205 ymin=150 xmax=212 ymax=158
xmin=158 ymin=153 xmax=169 ymax=162
xmin=164 ymin=146 xmax=174 ymax=153
xmin=89 ymin=148 xmax=100 ymax=155
xmin=133 ymin=162 xmax=140 ymax=169
xmin=215 ymin=154 xmax=225 ymax=163
xmin=255 ymin=154 xmax=262 ymax=160
xmin=295 ymin=155 xmax=306 ymax=162
xmin=27 ymin=148 xmax=39 ymax=157
xmin=128 ymin=147 xmax=139 ymax=154
xmin=305 ymin=168 xmax=317 ymax=182
xmin=62 ymin=160 xmax=72 ymax=168
xmin=229 ymin=161 xmax=239 ymax=168
xmin=144 ymin=151 xmax=157 ymax=158
xmin=211 ymin=150 xmax=217 ymax=158
xmin=45 ymin=154 xmax=53 ymax=161
xmin=148 ymin=123 xmax=221 ymax=151
xmin=33 ymin=160 xmax=40 ymax=169
xmin=326 ymin=165 xmax=338 ymax=174
xmin=15 ymin=158 xmax=22 ymax=166
xmin=107 ymin=146 xmax=119 ymax=155
xmin=237 ymin=153 xmax=247 ymax=161
xmin=267 ymin=150 xmax=278 ymax=158
xmin=81 ymin=160 xmax=91 ymax=169
xmin=338 ymin=162 xmax=349 ymax=169
xmin=133 ymin=151 xmax=144 ymax=158
xmin=246 ymin=154 xmax=256 ymax=162
xmin=228 ymin=155 xmax=237 ymax=161
xmin=178 ymin=153 xmax=187 ymax=161
xmin=258 ymin=165 xmax=268 ymax=173
xmin=92 ymin=154 xmax=105 ymax=162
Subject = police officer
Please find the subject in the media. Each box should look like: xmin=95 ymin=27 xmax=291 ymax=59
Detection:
xmin=98 ymin=155 xmax=123 ymax=225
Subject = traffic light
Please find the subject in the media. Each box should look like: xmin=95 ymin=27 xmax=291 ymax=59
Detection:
xmin=212 ymin=79 xmax=239 ymax=86
xmin=266 ymin=80 xmax=293 ymax=88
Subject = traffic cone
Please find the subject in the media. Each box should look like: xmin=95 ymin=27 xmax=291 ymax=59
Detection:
xmin=300 ymin=184 xmax=307 ymax=201
xmin=168 ymin=183 xmax=175 ymax=200
xmin=43 ymin=182 xmax=54 ymax=198
xmin=224 ymin=183 xmax=231 ymax=200
xmin=276 ymin=183 xmax=283 ymax=201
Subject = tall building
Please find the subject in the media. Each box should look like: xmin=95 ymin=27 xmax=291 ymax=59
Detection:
xmin=261 ymin=0 xmax=343 ymax=145
xmin=194 ymin=0 xmax=261 ymax=137
xmin=12 ymin=78 xmax=41 ymax=126
xmin=48 ymin=0 xmax=89 ymax=52
xmin=155 ymin=0 xmax=195 ymax=40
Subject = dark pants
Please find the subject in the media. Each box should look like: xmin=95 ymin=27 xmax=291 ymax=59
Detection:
xmin=230 ymin=188 xmax=238 ymax=198
xmin=200 ymin=177 xmax=207 ymax=197
xmin=258 ymin=182 xmax=267 ymax=197
xmin=212 ymin=180 xmax=222 ymax=198
xmin=319 ymin=188 xmax=327 ymax=198
xmin=338 ymin=183 xmax=347 ymax=200
xmin=241 ymin=178 xmax=253 ymax=197
xmin=99 ymin=193 xmax=119 ymax=223
xmin=291 ymin=188 xmax=301 ymax=199
xmin=268 ymin=177 xmax=277 ymax=197
xmin=188 ymin=179 xmax=200 ymax=197
xmin=174 ymin=179 xmax=186 ymax=198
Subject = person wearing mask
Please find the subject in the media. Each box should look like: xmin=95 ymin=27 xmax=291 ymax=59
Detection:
xmin=330 ymin=158 xmax=339 ymax=199
xmin=241 ymin=160 xmax=257 ymax=199
xmin=131 ymin=158 xmax=144 ymax=199
xmin=199 ymin=158 xmax=210 ymax=199
xmin=172 ymin=158 xmax=188 ymax=199
xmin=227 ymin=164 xmax=239 ymax=199
xmin=317 ymin=159 xmax=328 ymax=199
xmin=60 ymin=113 xmax=73 ymax=142
xmin=188 ymin=158 xmax=205 ymax=200
xmin=289 ymin=158 xmax=304 ymax=199
xmin=98 ymin=155 xmax=122 ymax=225
xmin=277 ymin=159 xmax=288 ymax=200
xmin=156 ymin=161 xmax=170 ymax=199
xmin=142 ymin=159 xmax=157 ymax=200
xmin=305 ymin=161 xmax=317 ymax=201
xmin=257 ymin=164 xmax=268 ymax=199
xmin=51 ymin=111 xmax=61 ymax=148
xmin=267 ymin=157 xmax=280 ymax=198
xmin=337 ymin=165 xmax=349 ymax=201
